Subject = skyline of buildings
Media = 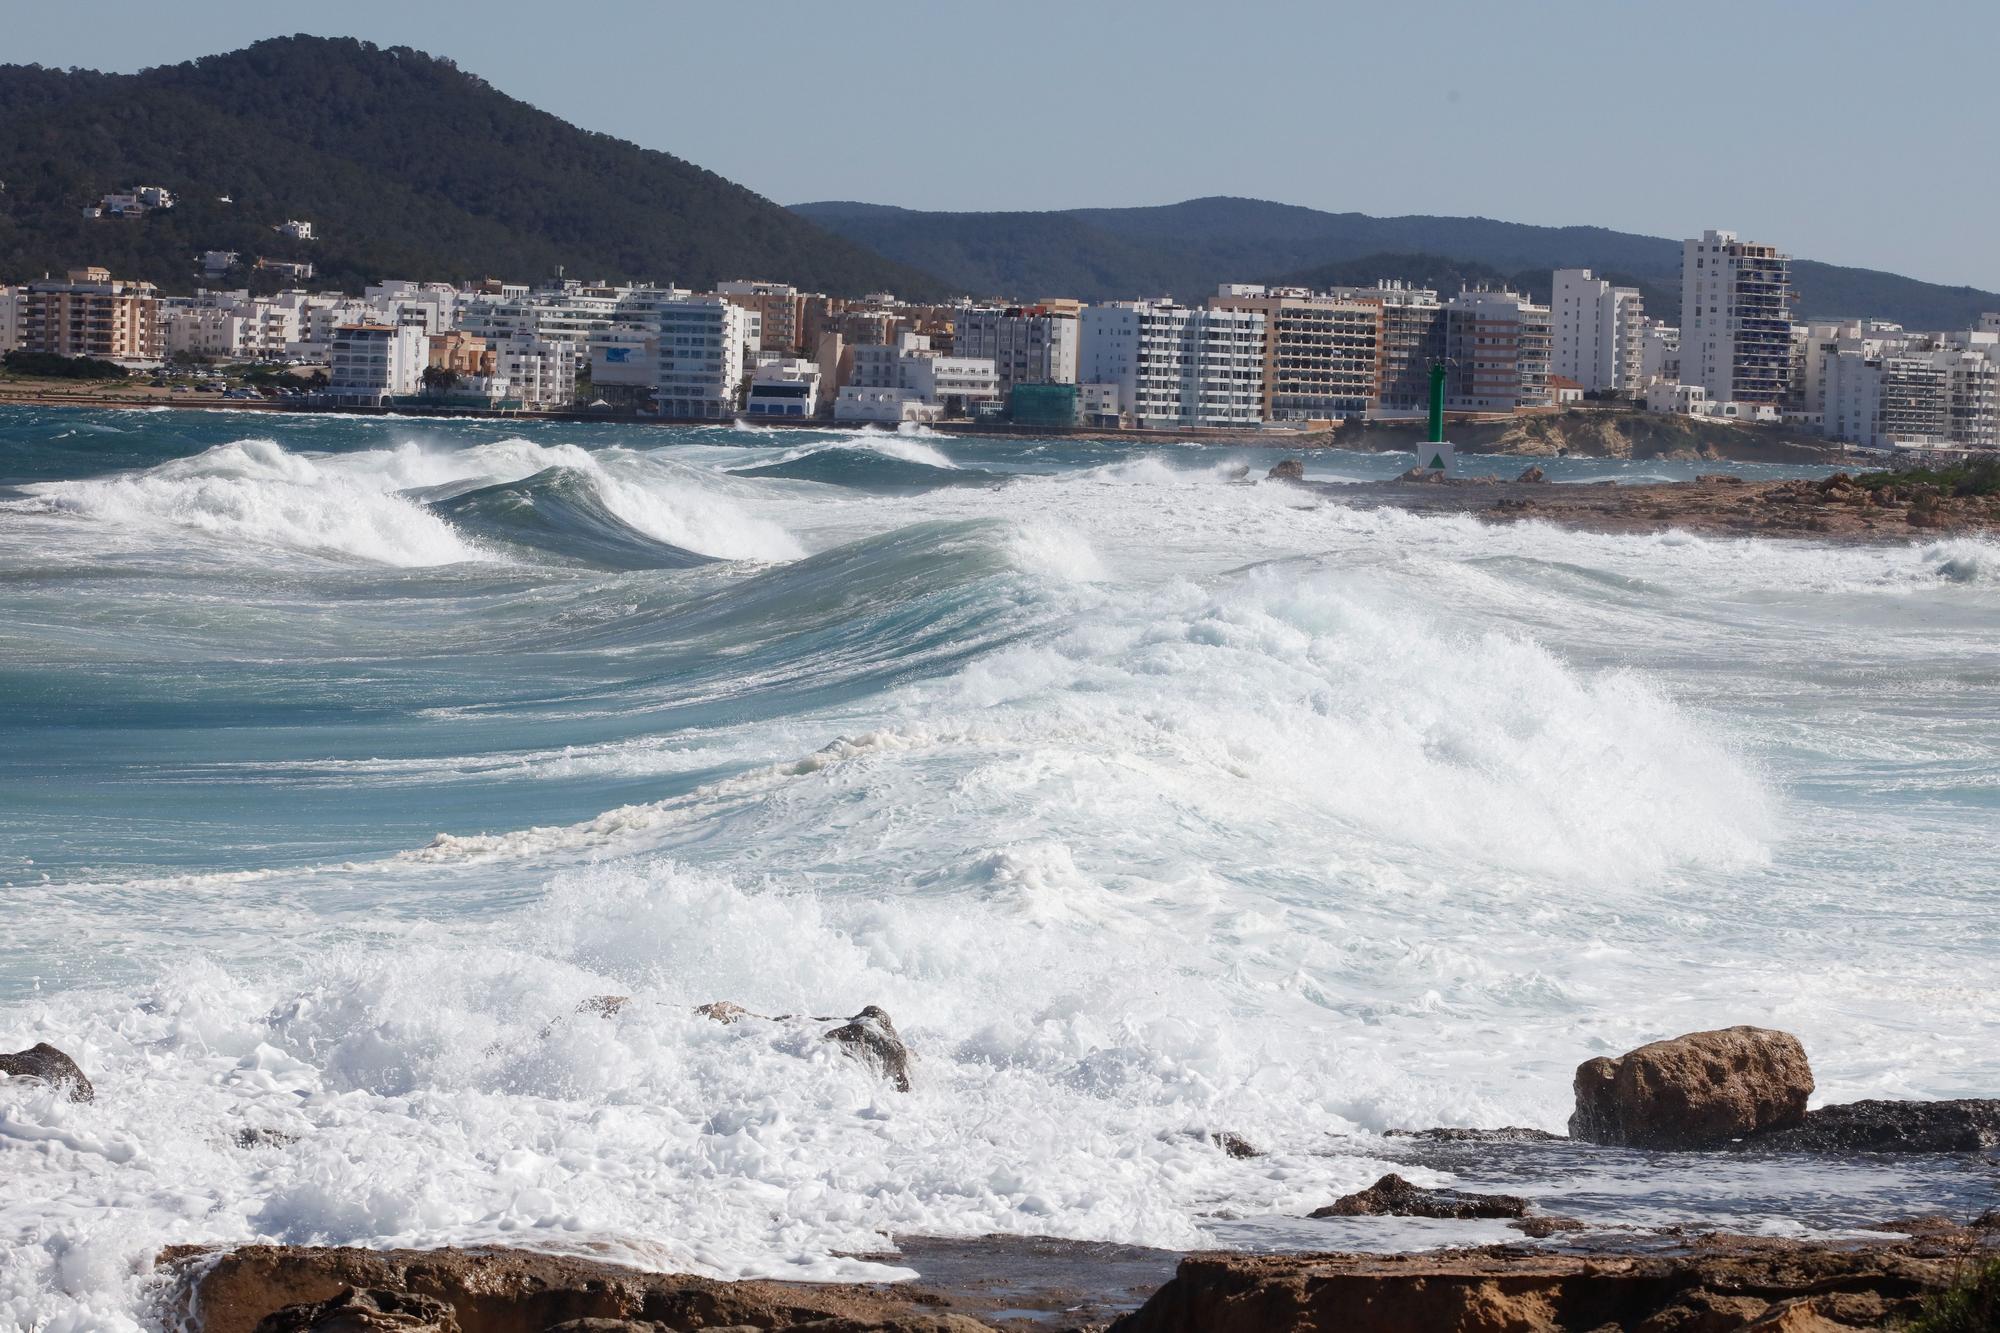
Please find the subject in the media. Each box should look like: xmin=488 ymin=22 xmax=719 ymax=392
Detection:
xmin=4 ymin=226 xmax=2000 ymax=454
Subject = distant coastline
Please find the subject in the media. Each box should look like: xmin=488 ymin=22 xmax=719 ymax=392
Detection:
xmin=0 ymin=388 xmax=1859 ymax=466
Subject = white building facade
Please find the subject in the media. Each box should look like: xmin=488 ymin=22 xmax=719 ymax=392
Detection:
xmin=652 ymin=296 xmax=752 ymax=419
xmin=1077 ymin=301 xmax=1266 ymax=427
xmin=326 ymin=324 xmax=428 ymax=405
xmin=1551 ymin=268 xmax=1644 ymax=395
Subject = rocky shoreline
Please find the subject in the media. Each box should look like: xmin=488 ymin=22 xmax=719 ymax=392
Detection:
xmin=1287 ymin=466 xmax=2000 ymax=541
xmin=13 ymin=1020 xmax=1993 ymax=1331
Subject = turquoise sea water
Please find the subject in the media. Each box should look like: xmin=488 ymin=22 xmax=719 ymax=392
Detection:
xmin=1 ymin=406 xmax=1996 ymax=1327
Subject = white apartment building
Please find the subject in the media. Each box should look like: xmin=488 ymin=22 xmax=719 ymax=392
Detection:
xmin=832 ymin=385 xmax=942 ymax=425
xmin=0 ymin=287 xmax=21 ymax=353
xmin=652 ymin=296 xmax=752 ymax=419
xmin=746 ymin=359 xmax=823 ymax=418
xmin=1822 ymin=348 xmax=1952 ymax=448
xmin=951 ymin=305 xmax=1079 ymax=390
xmin=1443 ymin=290 xmax=1552 ymax=411
xmin=1640 ymin=318 xmax=1681 ymax=383
xmin=1077 ymin=301 xmax=1266 ymax=427
xmin=1681 ymin=229 xmax=1793 ymax=406
xmin=276 ymin=219 xmax=315 ymax=241
xmin=493 ymin=335 xmax=578 ymax=410
xmin=364 ymin=281 xmax=460 ymax=338
xmin=326 ymin=324 xmax=429 ymax=405
xmin=845 ymin=331 xmax=998 ymax=412
xmin=1550 ymin=269 xmax=1644 ymax=395
xmin=161 ymin=289 xmax=305 ymax=361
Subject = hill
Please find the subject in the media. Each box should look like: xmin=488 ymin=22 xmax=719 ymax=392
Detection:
xmin=0 ymin=37 xmax=941 ymax=297
xmin=791 ymin=197 xmax=2000 ymax=328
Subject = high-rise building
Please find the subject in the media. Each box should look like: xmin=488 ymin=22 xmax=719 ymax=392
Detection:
xmin=1333 ymin=283 xmax=1444 ymax=415
xmin=1680 ymin=229 xmax=1793 ymax=405
xmin=951 ymin=304 xmax=1079 ymax=389
xmin=0 ymin=286 xmax=20 ymax=353
xmin=1208 ymin=287 xmax=1381 ymax=421
xmin=651 ymin=296 xmax=753 ymax=419
xmin=1077 ymin=301 xmax=1266 ymax=428
xmin=17 ymin=268 xmax=163 ymax=365
xmin=1444 ymin=290 xmax=1552 ymax=411
xmin=327 ymin=324 xmax=429 ymax=405
xmin=1550 ymin=269 xmax=1645 ymax=395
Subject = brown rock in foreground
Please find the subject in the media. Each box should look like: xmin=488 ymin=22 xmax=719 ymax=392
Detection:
xmin=1570 ymin=1026 xmax=1812 ymax=1149
xmin=1265 ymin=458 xmax=1305 ymax=482
xmin=1107 ymin=1230 xmax=1979 ymax=1332
xmin=160 ymin=1245 xmax=996 ymax=1333
xmin=0 ymin=1042 xmax=94 ymax=1102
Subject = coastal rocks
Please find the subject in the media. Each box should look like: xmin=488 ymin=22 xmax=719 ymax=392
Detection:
xmin=824 ymin=1005 xmax=911 ymax=1093
xmin=0 ymin=1042 xmax=94 ymax=1102
xmin=1106 ymin=1231 xmax=1969 ymax=1333
xmin=1309 ymin=1173 xmax=1529 ymax=1220
xmin=1265 ymin=458 xmax=1305 ymax=482
xmin=162 ymin=1245 xmax=1000 ymax=1333
xmin=1516 ymin=465 xmax=1547 ymax=483
xmin=255 ymin=1287 xmax=458 ymax=1332
xmin=1752 ymin=1098 xmax=2000 ymax=1153
xmin=1696 ymin=472 xmax=1746 ymax=484
xmin=696 ymin=1000 xmax=912 ymax=1091
xmin=1384 ymin=1126 xmax=1563 ymax=1144
xmin=1570 ymin=1026 xmax=1812 ymax=1148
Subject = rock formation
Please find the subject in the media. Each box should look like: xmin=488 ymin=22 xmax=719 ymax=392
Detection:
xmin=1752 ymin=1098 xmax=2000 ymax=1153
xmin=1107 ymin=1229 xmax=1974 ymax=1332
xmin=0 ymin=1042 xmax=94 ymax=1102
xmin=1308 ymin=1173 xmax=1528 ymax=1220
xmin=1265 ymin=458 xmax=1305 ymax=482
xmin=823 ymin=1006 xmax=911 ymax=1093
xmin=1569 ymin=1026 xmax=1812 ymax=1148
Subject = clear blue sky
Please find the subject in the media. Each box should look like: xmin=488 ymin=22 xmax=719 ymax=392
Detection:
xmin=11 ymin=0 xmax=1999 ymax=290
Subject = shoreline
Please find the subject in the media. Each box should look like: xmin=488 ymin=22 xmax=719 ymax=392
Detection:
xmin=0 ymin=389 xmax=1862 ymax=465
xmin=1295 ymin=470 xmax=2000 ymax=542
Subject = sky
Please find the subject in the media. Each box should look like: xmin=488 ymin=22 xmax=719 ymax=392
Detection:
xmin=8 ymin=0 xmax=1999 ymax=289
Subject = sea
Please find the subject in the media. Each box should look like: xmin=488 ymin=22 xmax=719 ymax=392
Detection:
xmin=1 ymin=406 xmax=1997 ymax=1329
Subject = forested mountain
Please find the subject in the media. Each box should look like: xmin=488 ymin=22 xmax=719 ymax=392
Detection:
xmin=0 ymin=37 xmax=940 ymax=296
xmin=793 ymin=197 xmax=2000 ymax=329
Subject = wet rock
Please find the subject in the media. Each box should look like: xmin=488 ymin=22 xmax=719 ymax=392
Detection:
xmin=235 ymin=1127 xmax=302 ymax=1149
xmin=578 ymin=995 xmax=628 ymax=1018
xmin=1516 ymin=465 xmax=1547 ymax=483
xmin=1265 ymin=458 xmax=1305 ymax=482
xmin=1570 ymin=1026 xmax=1812 ymax=1149
xmin=1509 ymin=1215 xmax=1586 ymax=1238
xmin=696 ymin=1000 xmax=755 ymax=1024
xmin=1750 ymin=1098 xmax=2000 ymax=1153
xmin=1106 ymin=1231 xmax=1963 ymax=1333
xmin=1211 ymin=1132 xmax=1262 ymax=1159
xmin=1308 ymin=1172 xmax=1529 ymax=1220
xmin=1696 ymin=473 xmax=1746 ymax=484
xmin=253 ymin=1287 xmax=458 ymax=1333
xmin=1384 ymin=1126 xmax=1564 ymax=1144
xmin=824 ymin=1006 xmax=911 ymax=1092
xmin=1397 ymin=465 xmax=1444 ymax=483
xmin=0 ymin=1042 xmax=94 ymax=1102
xmin=161 ymin=1244 xmax=994 ymax=1333
xmin=541 ymin=1321 xmax=679 ymax=1333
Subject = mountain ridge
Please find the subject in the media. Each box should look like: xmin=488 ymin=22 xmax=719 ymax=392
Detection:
xmin=790 ymin=196 xmax=2000 ymax=328
xmin=0 ymin=36 xmax=941 ymax=297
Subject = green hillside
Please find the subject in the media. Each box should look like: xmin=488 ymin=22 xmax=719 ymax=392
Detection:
xmin=793 ymin=197 xmax=2000 ymax=329
xmin=0 ymin=37 xmax=942 ymax=297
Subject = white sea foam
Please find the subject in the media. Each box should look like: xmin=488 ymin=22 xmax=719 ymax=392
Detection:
xmin=5 ymin=422 xmax=1999 ymax=1326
